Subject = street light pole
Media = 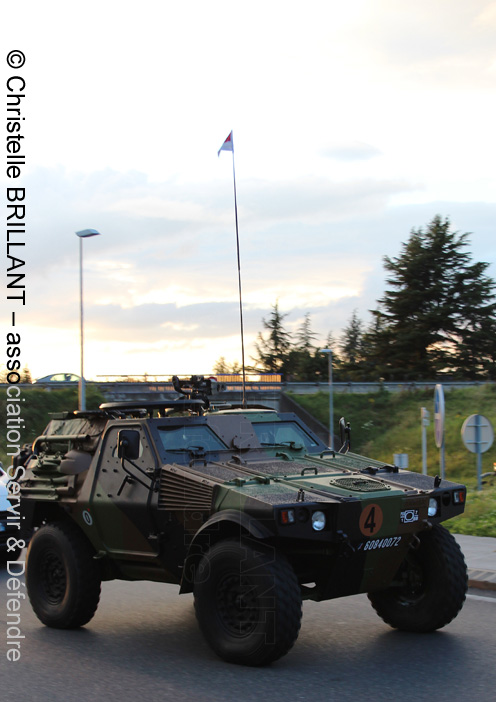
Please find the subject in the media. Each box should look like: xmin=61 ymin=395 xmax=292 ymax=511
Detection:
xmin=320 ymin=349 xmax=334 ymax=450
xmin=75 ymin=229 xmax=101 ymax=411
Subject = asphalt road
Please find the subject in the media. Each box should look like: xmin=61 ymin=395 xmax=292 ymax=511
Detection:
xmin=1 ymin=570 xmax=495 ymax=702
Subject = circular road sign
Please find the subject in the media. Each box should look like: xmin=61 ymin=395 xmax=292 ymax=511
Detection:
xmin=434 ymin=384 xmax=445 ymax=449
xmin=461 ymin=414 xmax=494 ymax=454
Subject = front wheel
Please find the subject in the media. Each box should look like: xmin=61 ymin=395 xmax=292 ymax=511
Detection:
xmin=194 ymin=539 xmax=302 ymax=666
xmin=26 ymin=521 xmax=101 ymax=628
xmin=368 ymin=525 xmax=467 ymax=632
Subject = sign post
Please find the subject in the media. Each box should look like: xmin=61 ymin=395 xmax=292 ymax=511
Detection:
xmin=461 ymin=414 xmax=494 ymax=490
xmin=421 ymin=407 xmax=430 ymax=475
xmin=434 ymin=384 xmax=445 ymax=479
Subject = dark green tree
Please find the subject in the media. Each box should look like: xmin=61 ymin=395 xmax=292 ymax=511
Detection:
xmin=295 ymin=313 xmax=318 ymax=352
xmin=339 ymin=310 xmax=367 ymax=379
xmin=288 ymin=313 xmax=319 ymax=380
xmin=213 ymin=357 xmax=242 ymax=374
xmin=0 ymin=363 xmax=33 ymax=383
xmin=324 ymin=331 xmax=335 ymax=349
xmin=341 ymin=310 xmax=363 ymax=364
xmin=290 ymin=322 xmax=344 ymax=382
xmin=252 ymin=301 xmax=292 ymax=373
xmin=368 ymin=216 xmax=496 ymax=379
xmin=251 ymin=305 xmax=347 ymax=381
xmin=21 ymin=365 xmax=33 ymax=383
xmin=316 ymin=331 xmax=343 ymax=382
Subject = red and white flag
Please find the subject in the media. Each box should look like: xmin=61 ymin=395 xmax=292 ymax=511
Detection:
xmin=218 ymin=131 xmax=233 ymax=156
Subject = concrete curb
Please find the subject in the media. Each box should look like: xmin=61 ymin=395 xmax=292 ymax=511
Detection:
xmin=468 ymin=569 xmax=496 ymax=591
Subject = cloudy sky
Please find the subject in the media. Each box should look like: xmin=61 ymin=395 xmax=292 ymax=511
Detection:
xmin=2 ymin=0 xmax=496 ymax=380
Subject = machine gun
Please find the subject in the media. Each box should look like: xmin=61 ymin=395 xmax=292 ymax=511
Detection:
xmin=172 ymin=375 xmax=214 ymax=408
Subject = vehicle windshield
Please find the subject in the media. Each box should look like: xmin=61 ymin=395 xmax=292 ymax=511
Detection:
xmin=156 ymin=425 xmax=227 ymax=454
xmin=251 ymin=421 xmax=320 ymax=451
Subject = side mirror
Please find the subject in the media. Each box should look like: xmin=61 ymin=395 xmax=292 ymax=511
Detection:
xmin=117 ymin=430 xmax=140 ymax=460
xmin=339 ymin=417 xmax=351 ymax=453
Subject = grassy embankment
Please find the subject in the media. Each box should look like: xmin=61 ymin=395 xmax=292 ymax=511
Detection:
xmin=290 ymin=385 xmax=496 ymax=537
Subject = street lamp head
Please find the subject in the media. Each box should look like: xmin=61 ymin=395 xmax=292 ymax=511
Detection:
xmin=320 ymin=348 xmax=333 ymax=355
xmin=76 ymin=229 xmax=101 ymax=238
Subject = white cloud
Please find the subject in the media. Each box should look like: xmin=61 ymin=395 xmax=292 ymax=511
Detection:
xmin=474 ymin=2 xmax=496 ymax=27
xmin=321 ymin=142 xmax=383 ymax=162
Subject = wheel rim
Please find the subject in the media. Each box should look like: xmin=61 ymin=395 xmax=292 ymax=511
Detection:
xmin=216 ymin=573 xmax=259 ymax=636
xmin=396 ymin=553 xmax=426 ymax=605
xmin=40 ymin=548 xmax=67 ymax=604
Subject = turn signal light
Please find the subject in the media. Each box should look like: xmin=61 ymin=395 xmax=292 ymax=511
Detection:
xmin=280 ymin=509 xmax=295 ymax=525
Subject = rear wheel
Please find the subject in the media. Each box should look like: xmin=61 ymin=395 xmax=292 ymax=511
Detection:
xmin=194 ymin=539 xmax=302 ymax=666
xmin=26 ymin=522 xmax=101 ymax=628
xmin=368 ymin=525 xmax=467 ymax=632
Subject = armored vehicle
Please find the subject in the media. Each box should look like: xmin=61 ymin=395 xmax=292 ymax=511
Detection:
xmin=17 ymin=377 xmax=468 ymax=666
xmin=1 ymin=463 xmax=23 ymax=565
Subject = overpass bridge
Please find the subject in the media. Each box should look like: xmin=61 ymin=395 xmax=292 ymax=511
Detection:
xmin=11 ymin=377 xmax=492 ymax=407
xmin=47 ymin=378 xmax=492 ymax=402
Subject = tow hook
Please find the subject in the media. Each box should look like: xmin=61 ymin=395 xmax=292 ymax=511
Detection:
xmin=337 ymin=530 xmax=355 ymax=558
xmin=410 ymin=534 xmax=421 ymax=551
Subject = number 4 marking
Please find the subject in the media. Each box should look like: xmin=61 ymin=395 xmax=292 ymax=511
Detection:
xmin=359 ymin=503 xmax=383 ymax=536
xmin=364 ymin=506 xmax=376 ymax=533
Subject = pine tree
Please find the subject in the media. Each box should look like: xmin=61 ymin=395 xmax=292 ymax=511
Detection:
xmin=213 ymin=357 xmax=242 ymax=374
xmin=288 ymin=313 xmax=319 ymax=380
xmin=213 ymin=357 xmax=229 ymax=373
xmin=296 ymin=313 xmax=318 ymax=352
xmin=368 ymin=216 xmax=496 ymax=379
xmin=253 ymin=301 xmax=292 ymax=373
xmin=21 ymin=365 xmax=32 ymax=383
xmin=339 ymin=310 xmax=366 ymax=379
xmin=325 ymin=331 xmax=337 ymax=350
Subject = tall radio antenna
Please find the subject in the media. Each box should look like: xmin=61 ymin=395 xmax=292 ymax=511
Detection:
xmin=218 ymin=130 xmax=246 ymax=407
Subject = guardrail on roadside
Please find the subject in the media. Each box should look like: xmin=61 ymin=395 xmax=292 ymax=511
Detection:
xmin=3 ymin=379 xmax=493 ymax=396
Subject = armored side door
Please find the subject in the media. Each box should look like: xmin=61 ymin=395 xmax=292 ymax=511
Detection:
xmin=88 ymin=422 xmax=160 ymax=559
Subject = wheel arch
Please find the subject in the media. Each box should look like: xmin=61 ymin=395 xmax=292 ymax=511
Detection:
xmin=179 ymin=510 xmax=273 ymax=594
xmin=21 ymin=499 xmax=72 ymax=538
xmin=23 ymin=502 xmax=118 ymax=580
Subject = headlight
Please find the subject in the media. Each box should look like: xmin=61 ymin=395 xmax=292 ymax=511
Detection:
xmin=311 ymin=510 xmax=326 ymax=531
xmin=428 ymin=498 xmax=438 ymax=517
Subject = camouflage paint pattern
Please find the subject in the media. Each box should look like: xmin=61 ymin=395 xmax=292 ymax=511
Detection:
xmin=18 ymin=405 xmax=466 ymax=599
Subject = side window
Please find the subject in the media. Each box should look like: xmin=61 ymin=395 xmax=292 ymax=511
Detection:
xmin=157 ymin=425 xmax=226 ymax=453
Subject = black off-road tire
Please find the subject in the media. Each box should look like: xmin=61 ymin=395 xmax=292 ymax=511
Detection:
xmin=194 ymin=538 xmax=302 ymax=666
xmin=26 ymin=522 xmax=101 ymax=629
xmin=368 ymin=524 xmax=467 ymax=632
